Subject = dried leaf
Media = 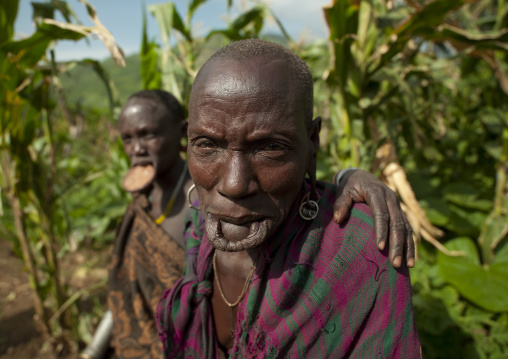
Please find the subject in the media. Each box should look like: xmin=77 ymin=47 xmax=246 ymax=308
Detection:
xmin=76 ymin=0 xmax=125 ymax=67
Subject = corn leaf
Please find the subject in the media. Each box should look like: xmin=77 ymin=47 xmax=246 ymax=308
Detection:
xmin=148 ymin=2 xmax=191 ymax=45
xmin=0 ymin=0 xmax=19 ymax=45
xmin=141 ymin=6 xmax=161 ymax=90
xmin=188 ymin=0 xmax=207 ymax=21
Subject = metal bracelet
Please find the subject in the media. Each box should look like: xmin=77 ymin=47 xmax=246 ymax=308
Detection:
xmin=334 ymin=167 xmax=359 ymax=187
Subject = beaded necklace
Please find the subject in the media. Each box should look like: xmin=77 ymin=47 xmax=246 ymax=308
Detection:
xmin=154 ymin=162 xmax=188 ymax=225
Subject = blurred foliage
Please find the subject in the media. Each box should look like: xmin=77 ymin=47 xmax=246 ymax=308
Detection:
xmin=1 ymin=0 xmax=508 ymax=358
xmin=60 ymin=54 xmax=142 ymax=110
xmin=0 ymin=0 xmax=129 ymax=352
xmin=314 ymin=0 xmax=508 ymax=357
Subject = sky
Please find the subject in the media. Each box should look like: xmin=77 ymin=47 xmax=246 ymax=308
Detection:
xmin=14 ymin=0 xmax=332 ymax=61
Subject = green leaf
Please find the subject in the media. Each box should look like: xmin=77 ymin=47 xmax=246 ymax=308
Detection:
xmin=1 ymin=20 xmax=88 ymax=68
xmin=188 ymin=0 xmax=207 ymax=21
xmin=447 ymin=204 xmax=487 ymax=237
xmin=371 ymin=0 xmax=467 ymax=75
xmin=435 ymin=24 xmax=508 ymax=52
xmin=479 ymin=212 xmax=508 ymax=264
xmin=324 ymin=0 xmax=358 ymax=90
xmin=443 ymin=182 xmax=492 ymax=211
xmin=484 ymin=141 xmax=502 ymax=160
xmin=481 ymin=108 xmax=506 ymax=134
xmin=420 ymin=197 xmax=451 ymax=227
xmin=357 ymin=0 xmax=371 ymax=52
xmin=268 ymin=9 xmax=293 ymax=42
xmin=438 ymin=237 xmax=508 ymax=312
xmin=32 ymin=2 xmax=56 ymax=20
xmin=206 ymin=29 xmax=243 ymax=42
xmin=0 ymin=0 xmax=19 ymax=45
xmin=78 ymin=59 xmax=122 ymax=114
xmin=141 ymin=6 xmax=161 ymax=90
xmin=148 ymin=2 xmax=191 ymax=46
xmin=494 ymin=242 xmax=508 ymax=266
xmin=160 ymin=55 xmax=182 ymax=102
xmin=21 ymin=115 xmax=36 ymax=146
xmin=230 ymin=6 xmax=265 ymax=33
xmin=31 ymin=1 xmax=77 ymax=24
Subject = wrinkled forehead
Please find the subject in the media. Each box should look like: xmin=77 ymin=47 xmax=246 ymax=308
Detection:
xmin=190 ymin=58 xmax=296 ymax=111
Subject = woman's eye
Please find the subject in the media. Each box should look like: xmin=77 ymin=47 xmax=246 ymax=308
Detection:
xmin=194 ymin=139 xmax=217 ymax=150
xmin=197 ymin=140 xmax=214 ymax=148
xmin=263 ymin=143 xmax=284 ymax=151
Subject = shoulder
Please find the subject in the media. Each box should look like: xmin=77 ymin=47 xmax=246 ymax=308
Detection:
xmin=315 ymin=180 xmax=376 ymax=249
xmin=308 ymin=181 xmax=386 ymax=277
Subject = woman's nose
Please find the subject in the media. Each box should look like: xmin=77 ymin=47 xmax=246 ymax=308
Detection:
xmin=133 ymin=138 xmax=146 ymax=155
xmin=217 ymin=152 xmax=253 ymax=199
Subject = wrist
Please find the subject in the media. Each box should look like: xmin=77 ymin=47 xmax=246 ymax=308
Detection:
xmin=334 ymin=167 xmax=359 ymax=187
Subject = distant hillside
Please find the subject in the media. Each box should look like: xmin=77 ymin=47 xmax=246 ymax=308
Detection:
xmin=59 ymin=34 xmax=288 ymax=111
xmin=60 ymin=53 xmax=142 ymax=111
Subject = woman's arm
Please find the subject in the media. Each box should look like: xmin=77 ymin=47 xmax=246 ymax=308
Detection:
xmin=332 ymin=169 xmax=415 ymax=268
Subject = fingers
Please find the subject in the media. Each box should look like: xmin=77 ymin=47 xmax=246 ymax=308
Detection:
xmin=386 ymin=192 xmax=407 ymax=268
xmin=333 ymin=194 xmax=354 ymax=224
xmin=365 ymin=188 xmax=390 ymax=251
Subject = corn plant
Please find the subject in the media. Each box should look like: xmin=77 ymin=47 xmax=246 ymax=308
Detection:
xmin=0 ymin=0 xmax=125 ymax=349
xmin=317 ymin=0 xmax=508 ymax=357
xmin=141 ymin=0 xmax=293 ymax=105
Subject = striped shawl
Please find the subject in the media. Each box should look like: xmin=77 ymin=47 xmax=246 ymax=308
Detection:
xmin=156 ymin=181 xmax=420 ymax=358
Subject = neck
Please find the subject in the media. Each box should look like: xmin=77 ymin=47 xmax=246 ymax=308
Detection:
xmin=152 ymin=158 xmax=186 ymax=193
xmin=215 ymin=247 xmax=258 ymax=270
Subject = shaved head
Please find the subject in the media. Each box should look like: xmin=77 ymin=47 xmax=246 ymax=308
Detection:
xmin=193 ymin=39 xmax=314 ymax=123
xmin=124 ymin=89 xmax=185 ymax=124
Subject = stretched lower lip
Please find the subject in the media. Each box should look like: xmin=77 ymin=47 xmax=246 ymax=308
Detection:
xmin=219 ymin=220 xmax=260 ymax=241
xmin=206 ymin=213 xmax=270 ymax=251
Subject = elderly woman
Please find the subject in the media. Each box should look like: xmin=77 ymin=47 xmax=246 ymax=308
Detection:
xmin=156 ymin=40 xmax=420 ymax=358
xmin=83 ymin=91 xmax=414 ymax=359
xmin=82 ymin=87 xmax=414 ymax=359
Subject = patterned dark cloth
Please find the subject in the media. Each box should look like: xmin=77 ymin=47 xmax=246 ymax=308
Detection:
xmin=108 ymin=194 xmax=185 ymax=359
xmin=156 ymin=181 xmax=421 ymax=358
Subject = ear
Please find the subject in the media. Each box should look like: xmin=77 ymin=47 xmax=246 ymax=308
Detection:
xmin=309 ymin=116 xmax=321 ymax=155
xmin=306 ymin=116 xmax=322 ymax=191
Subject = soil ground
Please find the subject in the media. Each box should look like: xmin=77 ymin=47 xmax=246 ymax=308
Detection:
xmin=0 ymin=239 xmax=111 ymax=359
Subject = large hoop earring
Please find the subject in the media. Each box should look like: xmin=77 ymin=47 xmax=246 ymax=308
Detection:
xmin=187 ymin=184 xmax=201 ymax=210
xmin=299 ymin=191 xmax=320 ymax=220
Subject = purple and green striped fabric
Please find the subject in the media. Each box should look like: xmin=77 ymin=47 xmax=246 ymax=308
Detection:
xmin=156 ymin=181 xmax=420 ymax=358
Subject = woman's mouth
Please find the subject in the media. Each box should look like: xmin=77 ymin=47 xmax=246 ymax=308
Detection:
xmin=206 ymin=213 xmax=269 ymax=252
xmin=220 ymin=220 xmax=259 ymax=242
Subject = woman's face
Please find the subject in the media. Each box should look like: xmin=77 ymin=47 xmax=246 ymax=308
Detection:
xmin=188 ymin=58 xmax=319 ymax=251
xmin=118 ymin=98 xmax=183 ymax=176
